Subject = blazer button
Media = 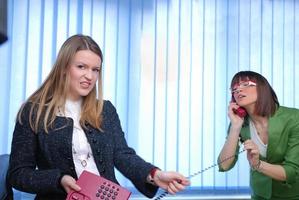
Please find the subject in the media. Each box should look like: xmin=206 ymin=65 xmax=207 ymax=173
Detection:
xmin=92 ymin=139 xmax=97 ymax=143
xmin=88 ymin=129 xmax=92 ymax=133
xmin=70 ymin=166 xmax=74 ymax=170
xmin=100 ymin=168 xmax=105 ymax=173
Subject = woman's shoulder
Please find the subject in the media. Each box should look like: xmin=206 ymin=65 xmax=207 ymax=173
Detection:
xmin=276 ymin=106 xmax=299 ymax=116
xmin=14 ymin=101 xmax=37 ymax=127
xmin=102 ymin=100 xmax=115 ymax=110
xmin=18 ymin=101 xmax=34 ymax=116
xmin=100 ymin=100 xmax=121 ymax=130
xmin=272 ymin=106 xmax=299 ymax=126
xmin=102 ymin=100 xmax=117 ymax=116
xmin=18 ymin=101 xmax=47 ymax=121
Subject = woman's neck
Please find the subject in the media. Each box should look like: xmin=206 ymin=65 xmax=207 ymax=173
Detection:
xmin=65 ymin=97 xmax=82 ymax=114
xmin=66 ymin=96 xmax=83 ymax=103
xmin=250 ymin=114 xmax=268 ymax=126
xmin=244 ymin=104 xmax=267 ymax=124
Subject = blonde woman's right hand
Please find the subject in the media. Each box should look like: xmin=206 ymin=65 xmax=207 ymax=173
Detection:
xmin=60 ymin=175 xmax=81 ymax=193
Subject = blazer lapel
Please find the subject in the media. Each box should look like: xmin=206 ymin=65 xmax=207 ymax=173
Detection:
xmin=266 ymin=108 xmax=283 ymax=162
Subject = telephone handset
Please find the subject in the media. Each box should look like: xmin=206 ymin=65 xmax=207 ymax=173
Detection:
xmin=231 ymin=96 xmax=247 ymax=118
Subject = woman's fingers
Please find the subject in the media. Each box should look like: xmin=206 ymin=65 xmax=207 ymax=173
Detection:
xmin=60 ymin=175 xmax=81 ymax=193
xmin=167 ymin=180 xmax=186 ymax=194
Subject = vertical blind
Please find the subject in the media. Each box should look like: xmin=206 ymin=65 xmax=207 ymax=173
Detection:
xmin=0 ymin=0 xmax=298 ymax=193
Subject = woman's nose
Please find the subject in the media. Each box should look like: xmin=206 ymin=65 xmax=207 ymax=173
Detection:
xmin=84 ymin=70 xmax=93 ymax=79
xmin=234 ymin=88 xmax=242 ymax=94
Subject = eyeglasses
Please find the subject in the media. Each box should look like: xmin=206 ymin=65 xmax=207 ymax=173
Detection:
xmin=230 ymin=81 xmax=256 ymax=94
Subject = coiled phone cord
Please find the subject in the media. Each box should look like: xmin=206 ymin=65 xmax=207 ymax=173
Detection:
xmin=153 ymin=149 xmax=246 ymax=200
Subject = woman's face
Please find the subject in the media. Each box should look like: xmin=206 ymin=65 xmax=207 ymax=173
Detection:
xmin=67 ymin=50 xmax=101 ymax=101
xmin=231 ymin=80 xmax=257 ymax=107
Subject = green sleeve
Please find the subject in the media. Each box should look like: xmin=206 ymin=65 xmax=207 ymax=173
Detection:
xmin=282 ymin=110 xmax=299 ymax=184
xmin=218 ymin=123 xmax=241 ymax=172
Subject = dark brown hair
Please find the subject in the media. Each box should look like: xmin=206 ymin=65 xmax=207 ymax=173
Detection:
xmin=231 ymin=71 xmax=279 ymax=117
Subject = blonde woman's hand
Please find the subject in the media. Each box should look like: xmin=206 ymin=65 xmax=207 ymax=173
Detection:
xmin=153 ymin=170 xmax=190 ymax=194
xmin=60 ymin=175 xmax=81 ymax=193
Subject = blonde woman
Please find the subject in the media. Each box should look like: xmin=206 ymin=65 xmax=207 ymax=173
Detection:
xmin=8 ymin=34 xmax=189 ymax=200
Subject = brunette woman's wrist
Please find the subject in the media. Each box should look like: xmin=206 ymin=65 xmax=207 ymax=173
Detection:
xmin=251 ymin=160 xmax=261 ymax=171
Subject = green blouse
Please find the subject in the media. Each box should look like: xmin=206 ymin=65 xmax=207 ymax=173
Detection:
xmin=219 ymin=106 xmax=299 ymax=200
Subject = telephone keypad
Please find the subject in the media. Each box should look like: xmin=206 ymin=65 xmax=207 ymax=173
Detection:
xmin=66 ymin=170 xmax=131 ymax=200
xmin=96 ymin=181 xmax=121 ymax=199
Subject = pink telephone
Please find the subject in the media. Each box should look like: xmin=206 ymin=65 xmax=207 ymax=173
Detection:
xmin=66 ymin=170 xmax=131 ymax=200
xmin=231 ymin=96 xmax=247 ymax=118
xmin=233 ymin=107 xmax=247 ymax=118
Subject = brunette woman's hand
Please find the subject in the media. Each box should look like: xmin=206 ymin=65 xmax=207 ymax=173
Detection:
xmin=244 ymin=139 xmax=260 ymax=168
xmin=60 ymin=175 xmax=81 ymax=193
xmin=228 ymin=102 xmax=244 ymax=131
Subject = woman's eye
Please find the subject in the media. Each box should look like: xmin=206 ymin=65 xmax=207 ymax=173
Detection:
xmin=241 ymin=82 xmax=249 ymax=87
xmin=77 ymin=64 xmax=85 ymax=69
xmin=93 ymin=68 xmax=100 ymax=72
xmin=231 ymin=89 xmax=238 ymax=94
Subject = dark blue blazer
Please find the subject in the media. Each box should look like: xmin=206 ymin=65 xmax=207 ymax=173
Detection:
xmin=8 ymin=100 xmax=158 ymax=200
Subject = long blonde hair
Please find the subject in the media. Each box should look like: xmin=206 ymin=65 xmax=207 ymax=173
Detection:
xmin=18 ymin=34 xmax=104 ymax=133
